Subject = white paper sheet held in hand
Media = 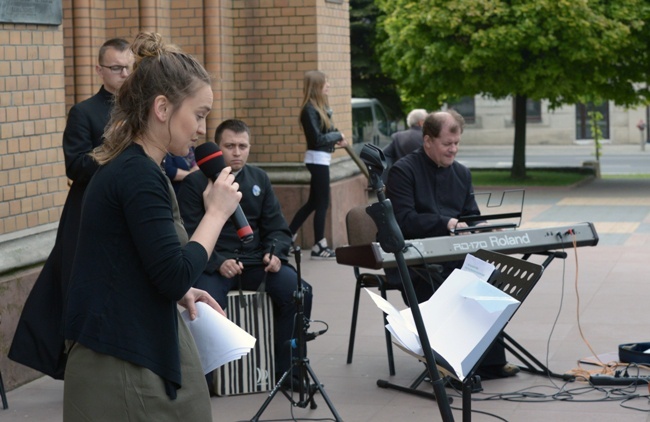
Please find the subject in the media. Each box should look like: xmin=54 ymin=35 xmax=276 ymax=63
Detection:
xmin=366 ymin=256 xmax=520 ymax=381
xmin=181 ymin=301 xmax=256 ymax=374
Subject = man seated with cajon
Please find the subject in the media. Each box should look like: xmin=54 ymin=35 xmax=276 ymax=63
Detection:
xmin=177 ymin=119 xmax=313 ymax=392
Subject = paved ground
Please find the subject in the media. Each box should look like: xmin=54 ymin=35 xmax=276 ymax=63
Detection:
xmin=4 ymin=144 xmax=650 ymax=421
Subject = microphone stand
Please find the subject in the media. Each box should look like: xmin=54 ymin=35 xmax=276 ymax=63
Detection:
xmin=250 ymin=247 xmax=342 ymax=422
xmin=361 ymin=144 xmax=454 ymax=422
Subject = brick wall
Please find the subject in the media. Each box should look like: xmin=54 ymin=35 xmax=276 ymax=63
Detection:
xmin=229 ymin=0 xmax=352 ymax=165
xmin=0 ymin=0 xmax=352 ymax=239
xmin=0 ymin=24 xmax=68 ymax=236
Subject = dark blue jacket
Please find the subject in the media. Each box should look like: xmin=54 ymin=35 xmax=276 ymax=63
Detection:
xmin=177 ymin=164 xmax=292 ymax=271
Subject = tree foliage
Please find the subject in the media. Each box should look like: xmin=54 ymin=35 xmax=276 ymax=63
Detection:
xmin=376 ymin=0 xmax=650 ymax=177
xmin=350 ymin=0 xmax=404 ymax=119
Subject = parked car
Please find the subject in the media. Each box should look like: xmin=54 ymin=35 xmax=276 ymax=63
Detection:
xmin=351 ymin=98 xmax=397 ymax=155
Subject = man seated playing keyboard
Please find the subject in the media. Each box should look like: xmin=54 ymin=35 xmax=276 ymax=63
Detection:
xmin=385 ymin=110 xmax=519 ymax=379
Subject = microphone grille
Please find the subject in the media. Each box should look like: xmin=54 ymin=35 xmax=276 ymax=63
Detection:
xmin=194 ymin=142 xmax=225 ymax=180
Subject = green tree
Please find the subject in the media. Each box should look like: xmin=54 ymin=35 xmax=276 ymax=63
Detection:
xmin=377 ymin=0 xmax=650 ymax=178
xmin=350 ymin=0 xmax=403 ymax=119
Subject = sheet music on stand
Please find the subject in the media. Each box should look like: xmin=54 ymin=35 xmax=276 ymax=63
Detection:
xmin=452 ymin=189 xmax=525 ymax=234
xmin=365 ymin=254 xmax=521 ymax=381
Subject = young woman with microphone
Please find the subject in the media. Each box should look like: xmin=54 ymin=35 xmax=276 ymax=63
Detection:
xmin=62 ymin=32 xmax=241 ymax=421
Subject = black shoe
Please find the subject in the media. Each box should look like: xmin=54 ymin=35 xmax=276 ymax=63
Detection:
xmin=311 ymin=239 xmax=336 ymax=260
xmin=475 ymin=362 xmax=521 ymax=380
xmin=498 ymin=363 xmax=521 ymax=377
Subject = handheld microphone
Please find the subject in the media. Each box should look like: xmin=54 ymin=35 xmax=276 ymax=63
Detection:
xmin=195 ymin=142 xmax=254 ymax=244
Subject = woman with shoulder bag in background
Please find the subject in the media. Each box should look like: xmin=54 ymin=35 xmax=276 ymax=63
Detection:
xmin=289 ymin=70 xmax=348 ymax=260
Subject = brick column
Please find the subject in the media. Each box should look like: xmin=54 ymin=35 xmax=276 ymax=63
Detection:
xmin=230 ymin=0 xmax=363 ymax=249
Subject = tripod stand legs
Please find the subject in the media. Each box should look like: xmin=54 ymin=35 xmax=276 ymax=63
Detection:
xmin=250 ymin=358 xmax=343 ymax=422
xmin=251 ymin=246 xmax=341 ymax=421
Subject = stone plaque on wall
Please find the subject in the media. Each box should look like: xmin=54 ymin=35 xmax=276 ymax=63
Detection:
xmin=0 ymin=0 xmax=62 ymax=26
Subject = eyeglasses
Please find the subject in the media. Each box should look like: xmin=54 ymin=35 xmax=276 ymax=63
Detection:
xmin=99 ymin=64 xmax=131 ymax=74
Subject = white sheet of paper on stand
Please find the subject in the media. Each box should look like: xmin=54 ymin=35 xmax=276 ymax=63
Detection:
xmin=181 ymin=301 xmax=256 ymax=374
xmin=365 ymin=289 xmax=421 ymax=354
xmin=365 ymin=255 xmax=520 ymax=381
xmin=418 ymin=269 xmax=519 ymax=379
xmin=460 ymin=253 xmax=496 ymax=281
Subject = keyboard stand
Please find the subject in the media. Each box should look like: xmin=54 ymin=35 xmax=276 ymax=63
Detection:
xmin=497 ymin=250 xmax=574 ymax=381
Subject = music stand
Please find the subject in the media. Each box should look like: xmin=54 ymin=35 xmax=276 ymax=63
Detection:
xmin=377 ymin=249 xmax=545 ymax=422
xmin=452 ymin=189 xmax=524 ymax=234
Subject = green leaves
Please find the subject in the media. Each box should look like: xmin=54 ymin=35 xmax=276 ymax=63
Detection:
xmin=377 ymin=0 xmax=650 ymax=111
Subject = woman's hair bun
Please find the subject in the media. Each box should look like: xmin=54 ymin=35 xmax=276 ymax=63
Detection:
xmin=131 ymin=32 xmax=180 ymax=65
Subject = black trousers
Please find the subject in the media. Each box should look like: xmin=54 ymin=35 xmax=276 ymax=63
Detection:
xmin=289 ymin=163 xmax=330 ymax=242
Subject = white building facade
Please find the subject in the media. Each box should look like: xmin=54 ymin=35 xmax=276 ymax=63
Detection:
xmin=455 ymin=96 xmax=649 ymax=146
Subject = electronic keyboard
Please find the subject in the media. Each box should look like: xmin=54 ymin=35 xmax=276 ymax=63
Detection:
xmin=336 ymin=222 xmax=599 ymax=269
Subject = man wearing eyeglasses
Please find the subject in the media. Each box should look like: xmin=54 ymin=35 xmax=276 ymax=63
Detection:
xmin=9 ymin=38 xmax=134 ymax=379
xmin=63 ymin=38 xmax=133 ymax=187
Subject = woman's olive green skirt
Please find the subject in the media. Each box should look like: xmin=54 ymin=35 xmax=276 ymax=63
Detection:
xmin=63 ymin=312 xmax=211 ymax=421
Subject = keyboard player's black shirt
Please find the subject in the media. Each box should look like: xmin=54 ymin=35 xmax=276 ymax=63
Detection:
xmin=386 ymin=148 xmax=480 ymax=239
xmin=385 ymin=148 xmax=481 ymax=302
